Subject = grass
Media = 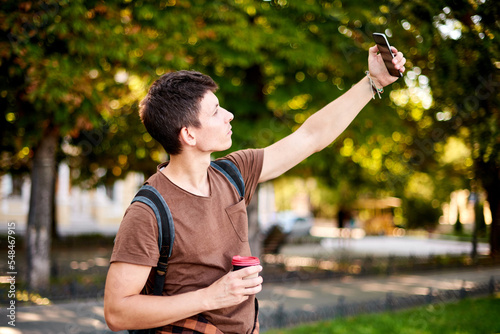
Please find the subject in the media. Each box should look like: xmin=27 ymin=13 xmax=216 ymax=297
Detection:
xmin=264 ymin=295 xmax=500 ymax=334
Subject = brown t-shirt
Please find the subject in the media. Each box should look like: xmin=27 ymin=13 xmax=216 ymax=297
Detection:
xmin=111 ymin=149 xmax=264 ymax=334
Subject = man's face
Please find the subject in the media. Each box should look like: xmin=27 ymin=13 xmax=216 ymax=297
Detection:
xmin=189 ymin=90 xmax=234 ymax=153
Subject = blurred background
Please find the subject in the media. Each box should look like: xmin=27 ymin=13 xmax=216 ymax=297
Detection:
xmin=0 ymin=0 xmax=499 ymax=317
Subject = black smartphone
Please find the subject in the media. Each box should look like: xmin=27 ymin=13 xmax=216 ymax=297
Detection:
xmin=372 ymin=33 xmax=403 ymax=78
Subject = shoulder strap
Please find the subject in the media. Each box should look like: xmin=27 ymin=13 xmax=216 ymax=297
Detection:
xmin=131 ymin=185 xmax=175 ymax=296
xmin=211 ymin=159 xmax=245 ymax=198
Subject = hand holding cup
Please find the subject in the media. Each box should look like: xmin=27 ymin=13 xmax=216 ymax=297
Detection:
xmin=232 ymin=255 xmax=260 ymax=279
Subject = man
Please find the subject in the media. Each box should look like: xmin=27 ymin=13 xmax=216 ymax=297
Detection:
xmin=104 ymin=45 xmax=406 ymax=333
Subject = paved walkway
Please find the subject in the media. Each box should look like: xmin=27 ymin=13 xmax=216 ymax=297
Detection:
xmin=2 ymin=265 xmax=499 ymax=334
xmin=282 ymin=235 xmax=490 ymax=257
xmin=0 ymin=237 xmax=496 ymax=333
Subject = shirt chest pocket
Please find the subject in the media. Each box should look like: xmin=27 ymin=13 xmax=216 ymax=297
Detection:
xmin=225 ymin=198 xmax=248 ymax=242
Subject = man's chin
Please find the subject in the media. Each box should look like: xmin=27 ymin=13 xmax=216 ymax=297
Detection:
xmin=212 ymin=141 xmax=232 ymax=153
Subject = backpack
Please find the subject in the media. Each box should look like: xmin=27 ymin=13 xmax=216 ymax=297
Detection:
xmin=127 ymin=159 xmax=244 ymax=334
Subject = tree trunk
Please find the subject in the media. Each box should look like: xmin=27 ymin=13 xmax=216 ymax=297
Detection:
xmin=487 ymin=186 xmax=500 ymax=258
xmin=51 ymin=172 xmax=60 ymax=241
xmin=479 ymin=159 xmax=500 ymax=258
xmin=26 ymin=128 xmax=59 ymax=291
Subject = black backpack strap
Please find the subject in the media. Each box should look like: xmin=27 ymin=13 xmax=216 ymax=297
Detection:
xmin=131 ymin=185 xmax=175 ymax=296
xmin=211 ymin=159 xmax=245 ymax=198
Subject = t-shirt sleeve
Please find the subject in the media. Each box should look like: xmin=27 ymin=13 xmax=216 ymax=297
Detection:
xmin=224 ymin=148 xmax=264 ymax=205
xmin=110 ymin=201 xmax=160 ymax=267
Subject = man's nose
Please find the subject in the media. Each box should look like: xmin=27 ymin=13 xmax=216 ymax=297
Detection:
xmin=225 ymin=109 xmax=234 ymax=122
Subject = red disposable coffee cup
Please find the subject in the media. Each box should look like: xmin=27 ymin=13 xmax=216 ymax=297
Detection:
xmin=232 ymin=255 xmax=260 ymax=279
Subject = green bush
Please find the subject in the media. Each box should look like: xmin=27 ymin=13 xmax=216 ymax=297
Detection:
xmin=403 ymin=198 xmax=442 ymax=230
xmin=264 ymin=296 xmax=500 ymax=334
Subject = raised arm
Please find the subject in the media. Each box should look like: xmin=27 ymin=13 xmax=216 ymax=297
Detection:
xmin=259 ymin=45 xmax=406 ymax=183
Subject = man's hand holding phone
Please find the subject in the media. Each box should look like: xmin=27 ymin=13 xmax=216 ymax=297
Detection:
xmin=369 ymin=33 xmax=406 ymax=88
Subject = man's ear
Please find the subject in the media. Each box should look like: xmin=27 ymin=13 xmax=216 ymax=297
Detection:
xmin=179 ymin=126 xmax=196 ymax=147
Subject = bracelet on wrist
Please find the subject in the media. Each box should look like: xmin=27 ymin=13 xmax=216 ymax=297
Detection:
xmin=365 ymin=71 xmax=384 ymax=99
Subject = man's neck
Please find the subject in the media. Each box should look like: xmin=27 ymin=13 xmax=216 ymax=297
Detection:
xmin=162 ymin=152 xmax=212 ymax=197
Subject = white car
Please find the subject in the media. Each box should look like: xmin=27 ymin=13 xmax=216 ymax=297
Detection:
xmin=273 ymin=211 xmax=313 ymax=237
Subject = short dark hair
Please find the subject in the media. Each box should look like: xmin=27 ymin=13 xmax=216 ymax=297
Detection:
xmin=139 ymin=70 xmax=218 ymax=155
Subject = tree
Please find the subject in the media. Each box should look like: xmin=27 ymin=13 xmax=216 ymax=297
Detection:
xmin=379 ymin=0 xmax=499 ymax=255
xmin=1 ymin=0 xmax=174 ymax=289
xmin=3 ymin=0 xmax=403 ymax=289
xmin=310 ymin=0 xmax=499 ymax=253
xmin=83 ymin=0 xmax=498 ymax=255
xmin=4 ymin=0 xmax=498 ymax=291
